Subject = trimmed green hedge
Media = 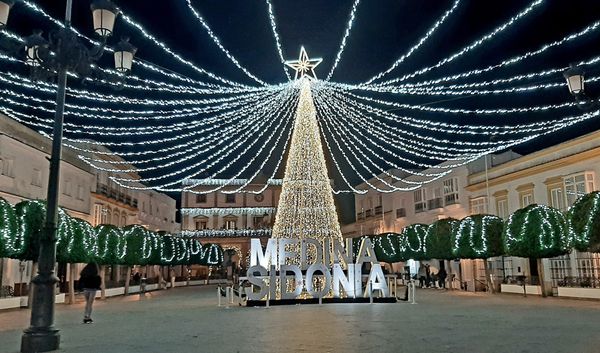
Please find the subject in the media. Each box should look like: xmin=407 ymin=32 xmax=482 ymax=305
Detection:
xmin=0 ymin=197 xmax=223 ymax=267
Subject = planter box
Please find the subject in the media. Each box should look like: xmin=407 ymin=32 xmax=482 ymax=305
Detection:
xmin=557 ymin=287 xmax=600 ymax=299
xmin=0 ymin=294 xmax=66 ymax=310
xmin=0 ymin=297 xmax=22 ymax=310
xmin=501 ymin=284 xmax=542 ymax=295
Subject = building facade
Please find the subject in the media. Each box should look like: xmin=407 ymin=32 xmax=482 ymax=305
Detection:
xmin=0 ymin=114 xmax=178 ymax=295
xmin=343 ymin=130 xmax=600 ymax=294
xmin=180 ymin=177 xmax=281 ymax=271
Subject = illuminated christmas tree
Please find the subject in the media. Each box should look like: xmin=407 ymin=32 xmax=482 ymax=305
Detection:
xmin=272 ymin=48 xmax=343 ymax=247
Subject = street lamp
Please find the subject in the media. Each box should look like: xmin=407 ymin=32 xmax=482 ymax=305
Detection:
xmin=0 ymin=0 xmax=14 ymax=29
xmin=91 ymin=0 xmax=119 ymax=37
xmin=114 ymin=37 xmax=137 ymax=73
xmin=0 ymin=1 xmax=134 ymax=352
xmin=24 ymin=31 xmax=48 ymax=67
xmin=564 ymin=65 xmax=585 ymax=96
xmin=563 ymin=64 xmax=598 ymax=111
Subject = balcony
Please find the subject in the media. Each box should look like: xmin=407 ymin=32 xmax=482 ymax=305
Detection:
xmin=396 ymin=208 xmax=406 ymax=218
xmin=95 ymin=182 xmax=138 ymax=209
xmin=365 ymin=209 xmax=373 ymax=218
xmin=445 ymin=193 xmax=459 ymax=206
xmin=428 ymin=198 xmax=443 ymax=210
xmin=374 ymin=206 xmax=382 ymax=215
xmin=415 ymin=202 xmax=426 ymax=213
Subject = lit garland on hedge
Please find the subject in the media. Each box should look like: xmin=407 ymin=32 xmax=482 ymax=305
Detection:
xmin=398 ymin=224 xmax=429 ymax=261
xmin=0 ymin=197 xmax=223 ymax=267
xmin=426 ymin=218 xmax=458 ymax=260
xmin=454 ymin=215 xmax=504 ymax=259
xmin=567 ymin=191 xmax=600 ymax=253
xmin=504 ymin=204 xmax=569 ymax=259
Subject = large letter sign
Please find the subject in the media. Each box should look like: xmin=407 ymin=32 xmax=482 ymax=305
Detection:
xmin=246 ymin=238 xmax=389 ymax=301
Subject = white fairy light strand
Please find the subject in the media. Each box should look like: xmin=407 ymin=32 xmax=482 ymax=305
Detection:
xmin=325 ymin=0 xmax=361 ymax=81
xmin=185 ymin=0 xmax=267 ymax=85
xmin=381 ymin=19 xmax=600 ymax=89
xmin=374 ymin=0 xmax=544 ymax=86
xmin=364 ymin=0 xmax=461 ymax=85
xmin=264 ymin=0 xmax=291 ymax=81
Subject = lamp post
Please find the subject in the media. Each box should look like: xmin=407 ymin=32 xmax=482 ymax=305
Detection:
xmin=0 ymin=1 xmax=135 ymax=352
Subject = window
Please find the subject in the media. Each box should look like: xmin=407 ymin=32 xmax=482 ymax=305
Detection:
xmin=63 ymin=180 xmax=72 ymax=196
xmin=225 ymin=194 xmax=236 ymax=203
xmin=414 ymin=189 xmax=426 ymax=213
xmin=470 ymin=197 xmax=487 ymax=215
xmin=196 ymin=220 xmax=208 ymax=230
xmin=196 ymin=194 xmax=207 ymax=203
xmin=0 ymin=158 xmax=14 ymax=178
xmin=564 ymin=172 xmax=595 ymax=207
xmin=443 ymin=178 xmax=459 ymax=205
xmin=520 ymin=193 xmax=533 ymax=208
xmin=517 ymin=183 xmax=535 ymax=208
xmin=31 ymin=169 xmax=42 ymax=187
xmin=496 ymin=199 xmax=509 ymax=219
xmin=77 ymin=185 xmax=85 ymax=200
xmin=225 ymin=220 xmax=237 ymax=229
xmin=253 ymin=216 xmax=264 ymax=228
xmin=93 ymin=204 xmax=104 ymax=226
xmin=549 ymin=187 xmax=565 ymax=211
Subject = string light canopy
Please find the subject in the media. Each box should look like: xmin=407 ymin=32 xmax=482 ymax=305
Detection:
xmin=0 ymin=1 xmax=597 ymax=199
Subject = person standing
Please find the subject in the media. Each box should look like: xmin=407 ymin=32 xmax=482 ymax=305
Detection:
xmin=425 ymin=264 xmax=431 ymax=288
xmin=79 ymin=262 xmax=101 ymax=324
xmin=438 ymin=267 xmax=448 ymax=289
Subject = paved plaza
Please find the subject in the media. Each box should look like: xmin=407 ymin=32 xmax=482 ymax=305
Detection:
xmin=0 ymin=286 xmax=599 ymax=353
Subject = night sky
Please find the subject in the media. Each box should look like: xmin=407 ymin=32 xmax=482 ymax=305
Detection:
xmin=4 ymin=0 xmax=600 ymax=224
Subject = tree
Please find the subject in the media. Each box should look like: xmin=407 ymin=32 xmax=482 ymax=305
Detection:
xmin=454 ymin=215 xmax=504 ymax=293
xmin=187 ymin=238 xmax=204 ymax=265
xmin=0 ymin=197 xmax=19 ymax=258
xmin=94 ymin=225 xmax=125 ymax=265
xmin=13 ymin=200 xmax=45 ymax=261
xmin=202 ymin=243 xmax=224 ymax=266
xmin=567 ymin=191 xmax=600 ymax=252
xmin=122 ymin=225 xmax=148 ymax=266
xmin=371 ymin=233 xmax=402 ymax=263
xmin=454 ymin=215 xmax=504 ymax=259
xmin=398 ymin=224 xmax=428 ymax=261
xmin=503 ymin=204 xmax=569 ymax=297
xmin=425 ymin=218 xmax=458 ymax=260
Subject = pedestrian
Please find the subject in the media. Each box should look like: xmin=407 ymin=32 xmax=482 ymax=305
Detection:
xmin=417 ymin=264 xmax=426 ymax=288
xmin=425 ymin=264 xmax=431 ymax=288
xmin=79 ymin=262 xmax=101 ymax=324
xmin=438 ymin=267 xmax=447 ymax=289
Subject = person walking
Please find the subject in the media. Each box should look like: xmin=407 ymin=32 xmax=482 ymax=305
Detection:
xmin=79 ymin=262 xmax=101 ymax=324
xmin=417 ymin=264 xmax=426 ymax=288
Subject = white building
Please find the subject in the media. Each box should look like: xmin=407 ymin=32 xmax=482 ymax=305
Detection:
xmin=467 ymin=129 xmax=600 ymax=294
xmin=0 ymin=113 xmax=178 ymax=296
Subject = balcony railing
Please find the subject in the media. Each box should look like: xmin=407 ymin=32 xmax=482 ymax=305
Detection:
xmin=415 ymin=202 xmax=426 ymax=213
xmin=427 ymin=198 xmax=443 ymax=210
xmin=374 ymin=206 xmax=382 ymax=215
xmin=396 ymin=208 xmax=406 ymax=218
xmin=96 ymin=182 xmax=138 ymax=209
xmin=365 ymin=209 xmax=373 ymax=218
xmin=445 ymin=193 xmax=459 ymax=206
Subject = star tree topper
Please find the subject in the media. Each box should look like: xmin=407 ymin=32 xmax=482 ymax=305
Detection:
xmin=285 ymin=46 xmax=323 ymax=80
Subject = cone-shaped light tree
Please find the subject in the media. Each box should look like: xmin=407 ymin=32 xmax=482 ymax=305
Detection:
xmin=272 ymin=78 xmax=343 ymax=252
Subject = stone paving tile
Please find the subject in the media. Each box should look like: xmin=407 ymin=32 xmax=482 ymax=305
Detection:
xmin=0 ymin=286 xmax=599 ymax=353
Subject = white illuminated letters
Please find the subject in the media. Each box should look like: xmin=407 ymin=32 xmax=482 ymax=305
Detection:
xmin=247 ymin=238 xmax=389 ymax=300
